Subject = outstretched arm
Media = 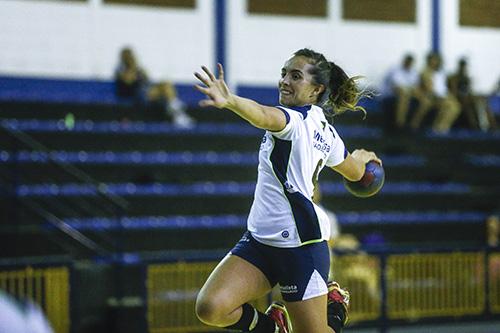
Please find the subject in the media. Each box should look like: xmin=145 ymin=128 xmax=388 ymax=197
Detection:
xmin=332 ymin=149 xmax=382 ymax=181
xmin=194 ymin=64 xmax=287 ymax=131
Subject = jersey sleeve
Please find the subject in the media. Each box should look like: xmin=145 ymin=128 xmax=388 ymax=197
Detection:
xmin=270 ymin=106 xmax=304 ymax=140
xmin=325 ymin=125 xmax=347 ymax=167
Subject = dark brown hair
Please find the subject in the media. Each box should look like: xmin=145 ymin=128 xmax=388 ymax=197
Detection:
xmin=293 ymin=48 xmax=368 ymax=121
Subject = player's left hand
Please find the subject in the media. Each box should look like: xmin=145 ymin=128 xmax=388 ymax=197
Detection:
xmin=351 ymin=149 xmax=382 ymax=166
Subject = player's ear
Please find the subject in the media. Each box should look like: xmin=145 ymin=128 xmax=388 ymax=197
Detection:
xmin=313 ymin=84 xmax=325 ymax=96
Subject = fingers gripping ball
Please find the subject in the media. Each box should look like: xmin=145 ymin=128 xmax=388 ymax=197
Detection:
xmin=343 ymin=161 xmax=385 ymax=198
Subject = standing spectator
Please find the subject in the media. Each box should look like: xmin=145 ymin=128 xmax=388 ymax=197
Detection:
xmin=409 ymin=52 xmax=461 ymax=133
xmin=381 ymin=54 xmax=420 ymax=130
xmin=115 ymin=47 xmax=195 ymax=127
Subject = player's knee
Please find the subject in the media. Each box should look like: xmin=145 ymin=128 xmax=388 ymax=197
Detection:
xmin=195 ymin=294 xmax=224 ymax=325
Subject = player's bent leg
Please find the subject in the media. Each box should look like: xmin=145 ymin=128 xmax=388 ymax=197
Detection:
xmin=285 ymin=295 xmax=334 ymax=333
xmin=195 ymin=254 xmax=272 ymax=328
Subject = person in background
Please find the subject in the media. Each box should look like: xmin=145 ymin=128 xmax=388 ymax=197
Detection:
xmin=448 ymin=58 xmax=479 ymax=129
xmin=448 ymin=58 xmax=497 ymax=131
xmin=115 ymin=47 xmax=195 ymax=128
xmin=381 ymin=54 xmax=420 ymax=130
xmin=487 ymin=215 xmax=499 ymax=248
xmin=409 ymin=52 xmax=461 ymax=133
xmin=485 ymin=77 xmax=500 ymax=131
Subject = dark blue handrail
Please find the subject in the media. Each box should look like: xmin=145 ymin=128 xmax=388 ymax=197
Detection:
xmin=59 ymin=210 xmax=488 ymax=231
xmin=0 ymin=150 xmax=426 ymax=167
xmin=12 ymin=181 xmax=471 ymax=197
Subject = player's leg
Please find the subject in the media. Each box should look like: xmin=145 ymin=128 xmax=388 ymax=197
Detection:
xmin=195 ymin=233 xmax=278 ymax=332
xmin=285 ymin=295 xmax=333 ymax=333
xmin=272 ymin=240 xmax=349 ymax=332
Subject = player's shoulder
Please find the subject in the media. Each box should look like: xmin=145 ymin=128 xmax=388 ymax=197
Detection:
xmin=276 ymin=104 xmax=314 ymax=120
xmin=326 ymin=121 xmax=343 ymax=141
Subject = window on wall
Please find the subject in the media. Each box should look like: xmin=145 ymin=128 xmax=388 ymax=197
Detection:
xmin=103 ymin=0 xmax=195 ymax=8
xmin=342 ymin=0 xmax=416 ymax=23
xmin=247 ymin=0 xmax=328 ymax=18
xmin=460 ymin=0 xmax=500 ymax=28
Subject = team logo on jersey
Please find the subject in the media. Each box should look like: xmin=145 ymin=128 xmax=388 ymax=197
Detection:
xmin=260 ymin=134 xmax=269 ymax=151
xmin=281 ymin=230 xmax=289 ymax=238
xmin=284 ymin=181 xmax=297 ymax=193
xmin=280 ymin=285 xmax=298 ymax=294
xmin=313 ymin=130 xmax=331 ymax=153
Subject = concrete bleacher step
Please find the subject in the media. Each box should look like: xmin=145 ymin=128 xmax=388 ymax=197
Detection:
xmin=2 ymin=119 xmax=499 ymax=156
xmin=0 ymin=100 xmax=384 ymax=125
xmin=1 ymin=209 xmax=487 ymax=257
xmin=2 ymin=101 xmax=500 ymax=257
xmin=1 ymin=181 xmax=497 ymax=218
xmin=2 ymin=148 xmax=499 ymax=186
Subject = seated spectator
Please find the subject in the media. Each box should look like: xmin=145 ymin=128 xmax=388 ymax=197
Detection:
xmin=448 ymin=58 xmax=496 ymax=131
xmin=409 ymin=52 xmax=461 ymax=133
xmin=486 ymin=77 xmax=500 ymax=131
xmin=115 ymin=47 xmax=194 ymax=127
xmin=381 ymin=54 xmax=420 ymax=130
xmin=487 ymin=215 xmax=499 ymax=248
xmin=448 ymin=58 xmax=476 ymax=129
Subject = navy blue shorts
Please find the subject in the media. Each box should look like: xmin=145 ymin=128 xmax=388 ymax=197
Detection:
xmin=230 ymin=231 xmax=330 ymax=302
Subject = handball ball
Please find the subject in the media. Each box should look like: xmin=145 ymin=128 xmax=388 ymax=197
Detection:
xmin=343 ymin=160 xmax=385 ymax=198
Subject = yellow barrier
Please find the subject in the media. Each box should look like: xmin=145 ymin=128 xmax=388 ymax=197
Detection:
xmin=387 ymin=252 xmax=485 ymax=319
xmin=489 ymin=252 xmax=500 ymax=313
xmin=0 ymin=266 xmax=70 ymax=333
xmin=330 ymin=254 xmax=381 ymax=322
xmin=147 ymin=261 xmax=269 ymax=333
xmin=147 ymin=251 xmax=494 ymax=332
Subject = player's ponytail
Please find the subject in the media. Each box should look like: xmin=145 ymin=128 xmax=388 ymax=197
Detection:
xmin=293 ymin=48 xmax=368 ymax=122
xmin=326 ymin=62 xmax=367 ymax=118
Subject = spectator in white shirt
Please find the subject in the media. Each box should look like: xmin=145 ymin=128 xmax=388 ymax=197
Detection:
xmin=382 ymin=54 xmax=420 ymax=129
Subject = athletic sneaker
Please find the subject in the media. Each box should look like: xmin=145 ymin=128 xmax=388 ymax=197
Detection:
xmin=265 ymin=301 xmax=292 ymax=333
xmin=327 ymin=281 xmax=350 ymax=325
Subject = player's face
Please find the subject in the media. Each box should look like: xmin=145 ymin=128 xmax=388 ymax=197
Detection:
xmin=279 ymin=56 xmax=324 ymax=107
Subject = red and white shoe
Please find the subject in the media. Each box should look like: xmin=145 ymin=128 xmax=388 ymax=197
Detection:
xmin=265 ymin=301 xmax=292 ymax=333
xmin=327 ymin=281 xmax=350 ymax=325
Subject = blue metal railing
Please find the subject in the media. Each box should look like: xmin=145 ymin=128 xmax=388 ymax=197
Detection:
xmin=0 ymin=150 xmax=426 ymax=167
xmin=59 ymin=210 xmax=488 ymax=231
xmin=1 ymin=119 xmax=383 ymax=138
xmin=11 ymin=181 xmax=471 ymax=197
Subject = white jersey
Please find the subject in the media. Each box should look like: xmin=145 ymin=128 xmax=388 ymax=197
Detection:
xmin=247 ymin=104 xmax=346 ymax=248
